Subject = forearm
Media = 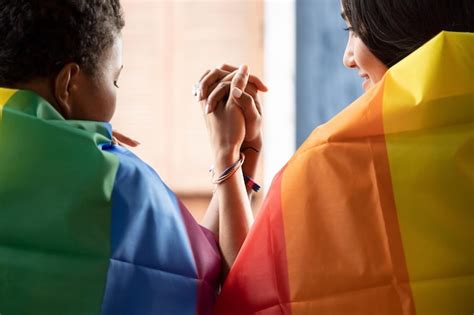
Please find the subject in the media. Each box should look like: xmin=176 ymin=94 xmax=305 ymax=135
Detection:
xmin=201 ymin=193 xmax=219 ymax=236
xmin=196 ymin=63 xmax=262 ymax=279
xmin=241 ymin=135 xmax=262 ymax=197
xmin=215 ymin=151 xmax=254 ymax=278
xmin=201 ymin=136 xmax=261 ymax=236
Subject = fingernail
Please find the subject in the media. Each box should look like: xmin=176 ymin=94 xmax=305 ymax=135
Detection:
xmin=232 ymin=87 xmax=243 ymax=98
xmin=204 ymin=104 xmax=210 ymax=114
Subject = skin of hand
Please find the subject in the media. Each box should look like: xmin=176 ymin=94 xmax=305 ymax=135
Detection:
xmin=202 ymin=64 xmax=264 ymax=193
xmin=199 ymin=64 xmax=266 ymax=183
xmin=112 ymin=130 xmax=140 ymax=147
xmin=199 ymin=65 xmax=266 ymax=240
xmin=199 ymin=64 xmax=262 ymax=279
xmin=199 ymin=64 xmax=267 ymax=145
xmin=202 ymin=67 xmax=248 ymax=162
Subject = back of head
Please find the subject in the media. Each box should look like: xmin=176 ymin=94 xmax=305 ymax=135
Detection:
xmin=0 ymin=0 xmax=125 ymax=86
xmin=342 ymin=0 xmax=474 ymax=67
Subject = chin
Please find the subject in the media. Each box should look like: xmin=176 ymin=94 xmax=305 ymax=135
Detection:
xmin=362 ymin=78 xmax=372 ymax=91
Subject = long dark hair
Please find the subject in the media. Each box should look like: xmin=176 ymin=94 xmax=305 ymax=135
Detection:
xmin=341 ymin=0 xmax=473 ymax=67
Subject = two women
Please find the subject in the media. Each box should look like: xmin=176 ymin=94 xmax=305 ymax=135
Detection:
xmin=0 ymin=0 xmax=472 ymax=314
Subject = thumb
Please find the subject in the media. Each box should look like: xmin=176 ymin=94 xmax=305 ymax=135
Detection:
xmin=230 ymin=64 xmax=249 ymax=101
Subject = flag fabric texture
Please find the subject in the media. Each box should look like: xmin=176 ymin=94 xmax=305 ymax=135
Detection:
xmin=215 ymin=31 xmax=474 ymax=314
xmin=0 ymin=88 xmax=221 ymax=314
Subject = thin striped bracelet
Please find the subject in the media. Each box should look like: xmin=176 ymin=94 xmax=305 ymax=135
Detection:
xmin=244 ymin=175 xmax=261 ymax=192
xmin=211 ymin=153 xmax=245 ymax=185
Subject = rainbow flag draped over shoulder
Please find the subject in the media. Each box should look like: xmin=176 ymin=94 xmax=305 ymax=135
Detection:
xmin=215 ymin=32 xmax=474 ymax=314
xmin=0 ymin=88 xmax=220 ymax=314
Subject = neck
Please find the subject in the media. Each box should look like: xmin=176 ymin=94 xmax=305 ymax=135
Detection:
xmin=10 ymin=79 xmax=61 ymax=113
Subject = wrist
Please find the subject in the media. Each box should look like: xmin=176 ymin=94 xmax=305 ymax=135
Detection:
xmin=241 ymin=135 xmax=262 ymax=153
xmin=214 ymin=147 xmax=241 ymax=173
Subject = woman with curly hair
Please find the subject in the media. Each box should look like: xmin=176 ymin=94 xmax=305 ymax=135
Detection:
xmin=0 ymin=1 xmax=267 ymax=313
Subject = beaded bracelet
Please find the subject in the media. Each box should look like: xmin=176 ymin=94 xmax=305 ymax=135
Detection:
xmin=211 ymin=153 xmax=245 ymax=185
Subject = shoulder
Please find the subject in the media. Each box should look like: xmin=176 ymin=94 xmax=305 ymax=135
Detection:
xmin=104 ymin=144 xmax=172 ymax=195
xmin=106 ymin=145 xmax=161 ymax=181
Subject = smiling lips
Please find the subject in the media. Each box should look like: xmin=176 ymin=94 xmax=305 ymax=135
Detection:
xmin=359 ymin=73 xmax=371 ymax=90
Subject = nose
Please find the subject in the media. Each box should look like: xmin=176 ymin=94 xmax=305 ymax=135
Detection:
xmin=343 ymin=38 xmax=356 ymax=69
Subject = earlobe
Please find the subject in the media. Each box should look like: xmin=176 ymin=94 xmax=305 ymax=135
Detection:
xmin=53 ymin=63 xmax=80 ymax=119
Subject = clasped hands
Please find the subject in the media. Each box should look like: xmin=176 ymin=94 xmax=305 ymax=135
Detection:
xmin=111 ymin=63 xmax=268 ymax=180
xmin=196 ymin=64 xmax=268 ymax=174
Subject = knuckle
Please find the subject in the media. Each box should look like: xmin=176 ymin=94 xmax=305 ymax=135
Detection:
xmin=201 ymin=69 xmax=210 ymax=78
xmin=208 ymin=68 xmax=219 ymax=77
xmin=243 ymin=92 xmax=253 ymax=103
xmin=234 ymin=76 xmax=245 ymax=86
xmin=207 ymin=93 xmax=215 ymax=103
xmin=200 ymin=78 xmax=208 ymax=87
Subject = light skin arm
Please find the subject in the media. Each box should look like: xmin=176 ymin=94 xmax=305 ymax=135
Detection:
xmin=214 ymin=150 xmax=253 ymax=277
xmin=199 ymin=65 xmax=265 ymax=278
xmin=111 ymin=64 xmax=264 ymax=268
xmin=201 ymin=92 xmax=263 ymax=239
xmin=200 ymin=134 xmax=261 ymax=242
xmin=200 ymin=64 xmax=265 ymax=233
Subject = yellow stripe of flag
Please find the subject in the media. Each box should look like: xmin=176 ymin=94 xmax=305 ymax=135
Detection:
xmin=0 ymin=88 xmax=17 ymax=121
xmin=383 ymin=31 xmax=474 ymax=314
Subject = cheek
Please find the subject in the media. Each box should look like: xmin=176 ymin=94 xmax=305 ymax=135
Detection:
xmin=354 ymin=42 xmax=387 ymax=83
xmin=353 ymin=42 xmax=372 ymax=71
xmin=97 ymin=84 xmax=117 ymax=122
xmin=79 ymin=80 xmax=117 ymax=122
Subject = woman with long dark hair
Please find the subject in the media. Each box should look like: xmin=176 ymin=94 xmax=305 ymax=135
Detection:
xmin=197 ymin=0 xmax=473 ymax=313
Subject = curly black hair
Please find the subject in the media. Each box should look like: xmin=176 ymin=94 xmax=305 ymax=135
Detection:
xmin=0 ymin=0 xmax=125 ymax=86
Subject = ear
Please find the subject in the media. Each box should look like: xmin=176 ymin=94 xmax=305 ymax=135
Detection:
xmin=53 ymin=63 xmax=81 ymax=119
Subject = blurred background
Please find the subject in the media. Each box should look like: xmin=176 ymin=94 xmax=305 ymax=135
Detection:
xmin=112 ymin=0 xmax=363 ymax=221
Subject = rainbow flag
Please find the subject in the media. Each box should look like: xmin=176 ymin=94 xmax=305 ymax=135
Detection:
xmin=215 ymin=31 xmax=474 ymax=314
xmin=0 ymin=89 xmax=220 ymax=314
